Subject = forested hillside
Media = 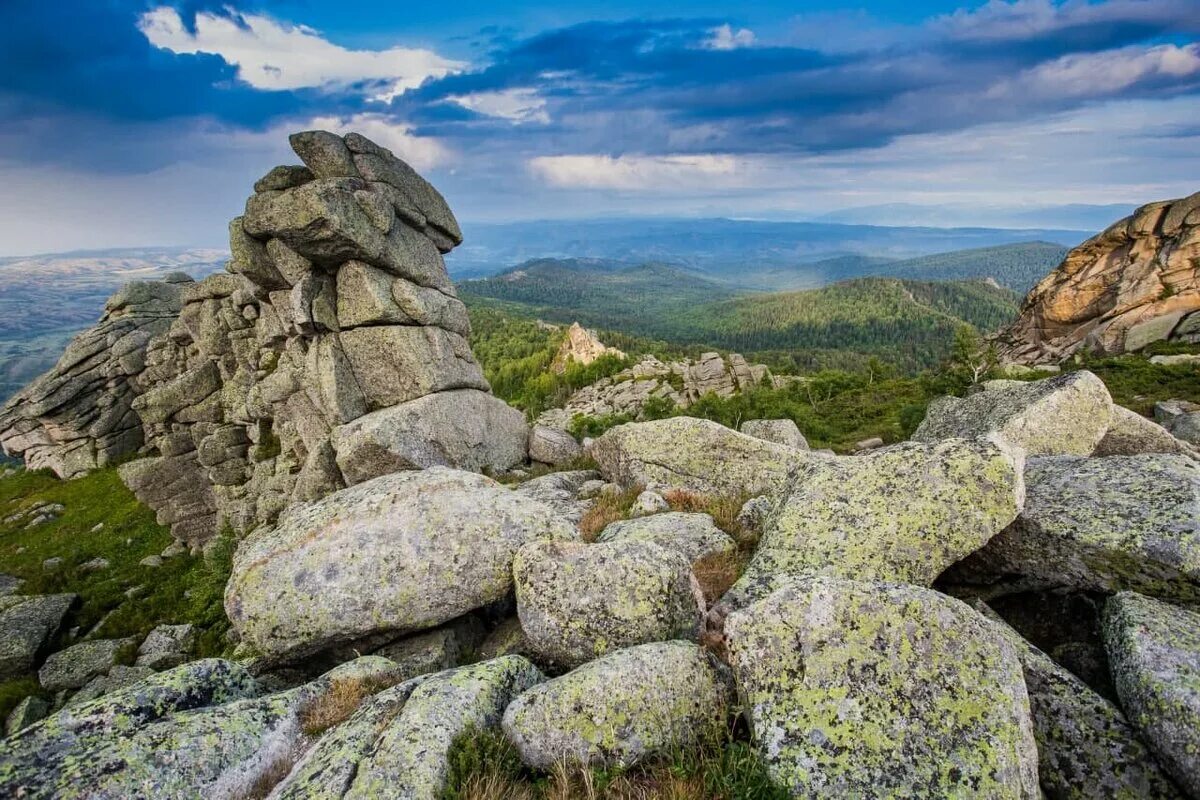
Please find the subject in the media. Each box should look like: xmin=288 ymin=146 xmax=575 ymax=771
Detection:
xmin=462 ymin=260 xmax=1020 ymax=372
xmin=870 ymin=242 xmax=1068 ymax=292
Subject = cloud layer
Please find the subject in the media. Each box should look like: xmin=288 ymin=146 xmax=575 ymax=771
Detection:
xmin=0 ymin=0 xmax=1197 ymax=253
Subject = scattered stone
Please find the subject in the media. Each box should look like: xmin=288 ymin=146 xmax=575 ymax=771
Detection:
xmin=718 ymin=438 xmax=1022 ymax=616
xmin=0 ymin=594 xmax=75 ymax=679
xmin=725 ymin=577 xmax=1039 ymax=798
xmin=504 ymin=641 xmax=733 ymax=770
xmin=136 ymin=624 xmax=197 ymax=670
xmin=1104 ymin=591 xmax=1200 ymax=796
xmin=514 ymin=539 xmax=704 ymax=669
xmin=5 ymin=695 xmax=50 ymax=736
xmin=528 ymin=425 xmax=583 ymax=466
xmin=226 ymin=467 xmax=574 ymax=663
xmin=39 ymin=637 xmax=136 ymax=691
xmin=78 ymin=557 xmax=109 ymax=573
xmin=598 ymin=512 xmax=736 ymax=572
xmin=512 ymin=469 xmax=599 ymax=527
xmin=576 ymin=479 xmax=607 ymax=500
xmin=913 ymin=370 xmax=1113 ymax=455
xmin=853 ymin=436 xmax=884 ymax=451
xmin=0 ymin=573 xmax=24 ymax=596
xmin=740 ymin=418 xmax=808 ymax=450
xmin=949 ymin=454 xmax=1200 ymax=603
xmin=972 ymin=600 xmax=1181 ymax=799
xmin=67 ymin=664 xmax=156 ymax=707
xmin=161 ymin=541 xmax=187 ymax=559
xmin=89 ymin=523 xmax=104 ymax=533
xmin=735 ymin=495 xmax=772 ymax=534
xmin=1150 ymin=353 xmax=1200 ymax=366
xmin=629 ymin=489 xmax=669 ymax=517
xmin=139 ymin=555 xmax=163 ymax=568
xmin=590 ymin=417 xmax=800 ymax=496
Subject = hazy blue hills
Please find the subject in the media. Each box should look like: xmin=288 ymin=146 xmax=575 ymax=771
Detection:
xmin=446 ymin=216 xmax=1089 ymax=285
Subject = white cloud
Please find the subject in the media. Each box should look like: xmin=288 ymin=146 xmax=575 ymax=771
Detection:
xmin=988 ymin=43 xmax=1200 ymax=100
xmin=447 ymin=89 xmax=550 ymax=124
xmin=304 ymin=114 xmax=451 ymax=170
xmin=528 ymin=153 xmax=742 ymax=190
xmin=704 ymin=24 xmax=756 ymax=51
xmin=138 ymin=7 xmax=464 ymax=100
xmin=936 ymin=0 xmax=1199 ymax=42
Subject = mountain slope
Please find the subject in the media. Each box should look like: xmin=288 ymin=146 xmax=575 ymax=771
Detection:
xmin=869 ymin=242 xmax=1069 ymax=292
xmin=461 ymin=259 xmax=1020 ymax=372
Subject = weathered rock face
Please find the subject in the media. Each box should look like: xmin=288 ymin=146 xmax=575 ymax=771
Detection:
xmin=949 ymin=454 xmax=1200 ymax=604
xmin=0 ymin=275 xmax=191 ymax=477
xmin=590 ymin=417 xmax=801 ymax=496
xmin=503 ymin=641 xmax=734 ymax=770
xmin=550 ymin=322 xmax=626 ymax=374
xmin=913 ymin=371 xmax=1113 ymax=456
xmin=996 ymin=193 xmax=1200 ymax=363
xmin=740 ymin=418 xmax=808 ymax=450
xmin=1103 ymin=592 xmax=1200 ymax=796
xmin=513 ymin=539 xmax=705 ymax=669
xmin=972 ymin=600 xmax=1182 ymax=799
xmin=110 ymin=130 xmax=526 ymax=545
xmin=0 ymin=594 xmax=74 ymax=680
xmin=716 ymin=439 xmax=1023 ymax=616
xmin=597 ymin=512 xmax=736 ymax=571
xmin=226 ymin=467 xmax=575 ymax=664
xmin=725 ymin=577 xmax=1040 ymax=799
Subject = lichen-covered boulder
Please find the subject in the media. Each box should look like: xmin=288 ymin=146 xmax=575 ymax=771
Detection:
xmin=503 ymin=641 xmax=733 ymax=770
xmin=0 ymin=593 xmax=74 ymax=679
xmin=1103 ymin=592 xmax=1200 ymax=796
xmin=4 ymin=696 xmax=49 ymax=737
xmin=528 ymin=425 xmax=583 ymax=466
xmin=342 ymin=656 xmax=544 ymax=800
xmin=136 ymin=623 xmax=197 ymax=670
xmin=372 ymin=616 xmax=485 ymax=682
xmin=724 ymin=577 xmax=1039 ymax=799
xmin=67 ymin=664 xmax=156 ymax=707
xmin=226 ymin=468 xmax=575 ymax=663
xmin=949 ymin=454 xmax=1200 ymax=603
xmin=913 ymin=371 xmax=1113 ymax=455
xmin=38 ymin=637 xmax=135 ymax=691
xmin=716 ymin=439 xmax=1022 ymax=616
xmin=331 ymin=389 xmax=529 ymax=484
xmin=512 ymin=469 xmax=599 ymax=527
xmin=1094 ymin=405 xmax=1198 ymax=459
xmin=514 ymin=539 xmax=704 ymax=669
xmin=590 ymin=417 xmax=800 ymax=496
xmin=972 ymin=601 xmax=1182 ymax=799
xmin=597 ymin=512 xmax=736 ymax=571
xmin=0 ymin=658 xmax=262 ymax=796
xmin=740 ymin=418 xmax=808 ymax=450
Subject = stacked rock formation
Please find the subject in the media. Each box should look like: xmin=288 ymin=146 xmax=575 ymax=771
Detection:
xmin=0 ymin=275 xmax=193 ymax=478
xmin=549 ymin=322 xmax=626 ymax=373
xmin=996 ymin=191 xmax=1200 ymax=363
xmin=113 ymin=131 xmax=527 ymax=546
xmin=537 ymin=350 xmax=776 ymax=428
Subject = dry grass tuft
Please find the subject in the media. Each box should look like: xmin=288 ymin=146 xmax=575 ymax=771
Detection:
xmin=691 ymin=549 xmax=749 ymax=603
xmin=299 ymin=676 xmax=377 ymax=736
xmin=661 ymin=490 xmax=751 ymax=546
xmin=579 ymin=485 xmax=643 ymax=541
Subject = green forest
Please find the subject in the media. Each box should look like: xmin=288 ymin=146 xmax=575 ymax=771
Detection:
xmin=462 ymin=261 xmax=1020 ymax=372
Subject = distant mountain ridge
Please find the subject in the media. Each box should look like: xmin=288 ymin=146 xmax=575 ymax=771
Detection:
xmin=447 ymin=217 xmax=1090 ymax=283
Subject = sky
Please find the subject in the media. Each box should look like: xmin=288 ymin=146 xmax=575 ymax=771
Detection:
xmin=0 ymin=0 xmax=1198 ymax=254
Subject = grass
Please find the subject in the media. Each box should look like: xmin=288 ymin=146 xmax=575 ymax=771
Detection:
xmin=579 ymin=485 xmax=644 ymax=541
xmin=443 ymin=727 xmax=788 ymax=800
xmin=0 ymin=466 xmax=234 ymax=719
xmin=661 ymin=490 xmax=755 ymax=602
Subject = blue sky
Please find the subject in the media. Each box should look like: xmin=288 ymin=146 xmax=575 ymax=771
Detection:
xmin=0 ymin=0 xmax=1198 ymax=253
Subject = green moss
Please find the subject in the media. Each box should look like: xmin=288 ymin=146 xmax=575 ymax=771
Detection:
xmin=0 ymin=467 xmax=234 ymax=714
xmin=253 ymin=428 xmax=282 ymax=462
xmin=0 ymin=677 xmax=45 ymax=723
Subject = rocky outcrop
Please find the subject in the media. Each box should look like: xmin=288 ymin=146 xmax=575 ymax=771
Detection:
xmin=0 ymin=275 xmax=192 ymax=477
xmin=226 ymin=467 xmax=575 ymax=664
xmin=549 ymin=322 xmax=625 ymax=373
xmin=101 ymin=130 xmax=526 ymax=545
xmin=725 ymin=577 xmax=1039 ymax=798
xmin=0 ymin=593 xmax=74 ymax=679
xmin=996 ymin=192 xmax=1200 ymax=363
xmin=538 ymin=351 xmax=779 ymax=427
